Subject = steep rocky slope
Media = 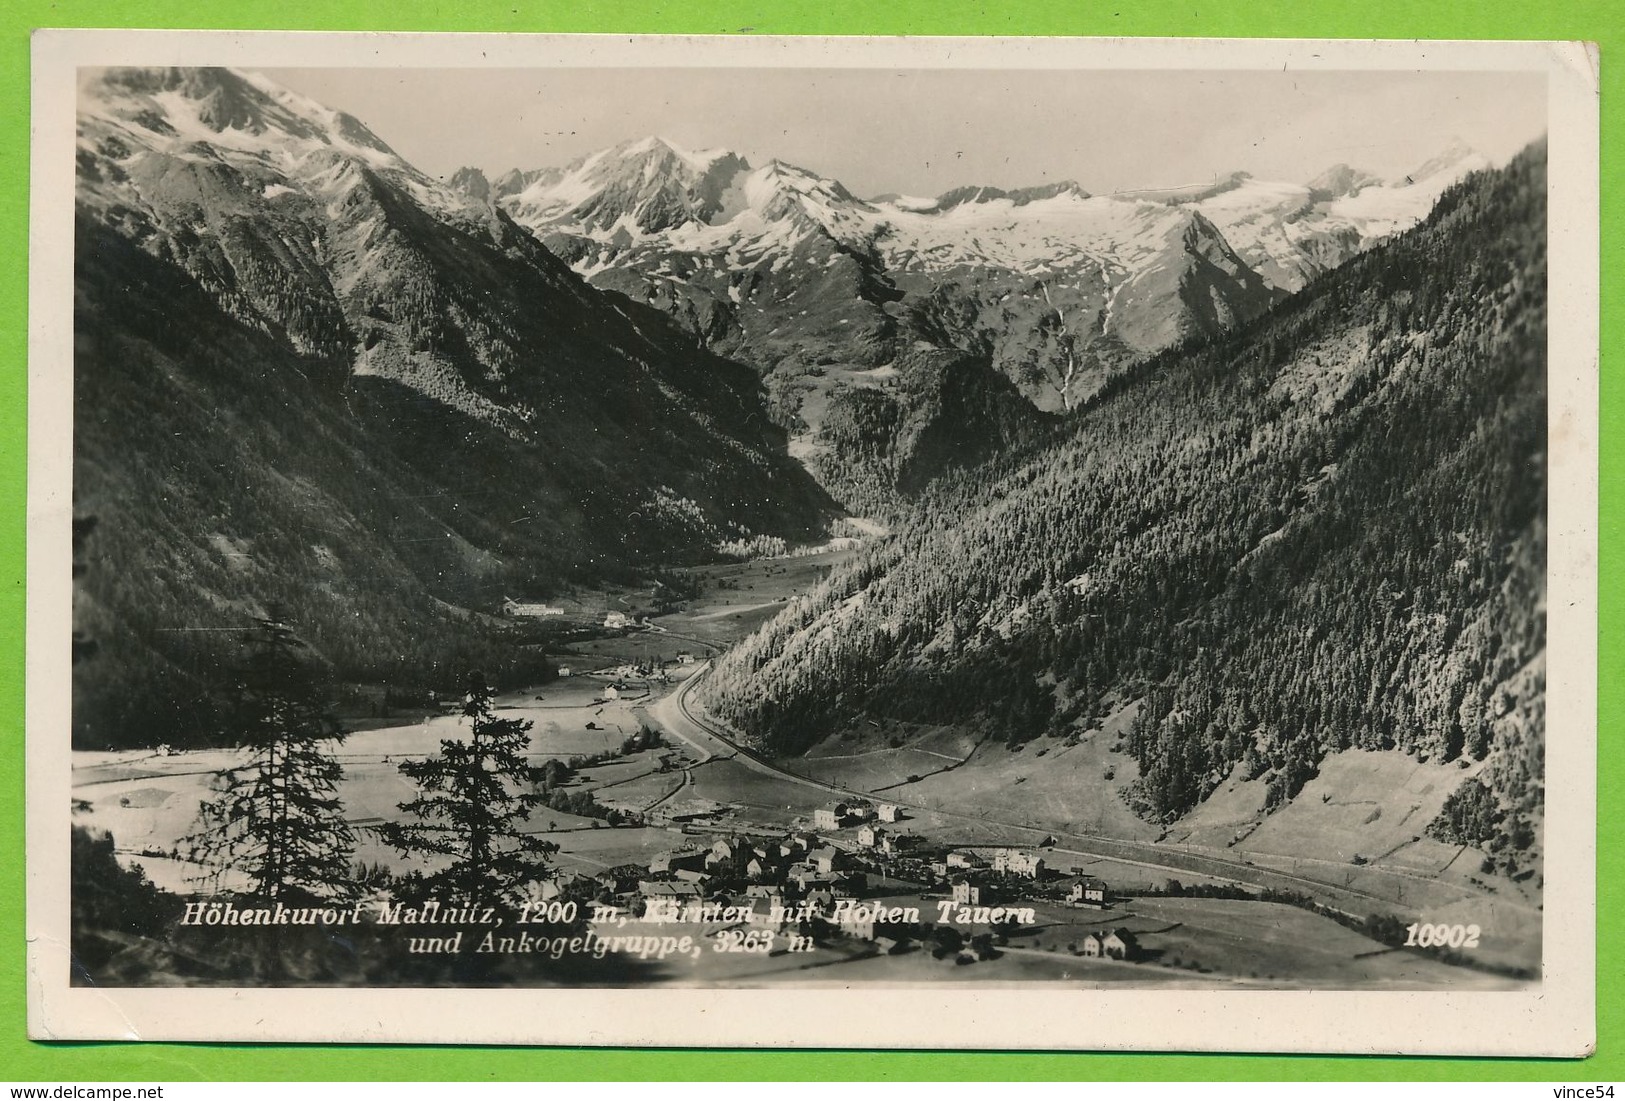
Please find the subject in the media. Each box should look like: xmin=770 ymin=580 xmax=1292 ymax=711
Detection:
xmin=490 ymin=136 xmax=1489 ymax=510
xmin=72 ymin=68 xmax=833 ymax=747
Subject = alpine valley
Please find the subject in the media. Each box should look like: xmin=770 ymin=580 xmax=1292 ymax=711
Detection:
xmin=482 ymin=133 xmax=1487 ymax=512
xmin=69 ymin=66 xmax=1546 ymax=985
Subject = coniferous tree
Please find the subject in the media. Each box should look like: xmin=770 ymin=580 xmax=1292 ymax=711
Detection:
xmin=187 ymin=615 xmax=356 ymax=902
xmin=381 ymin=672 xmax=557 ymax=907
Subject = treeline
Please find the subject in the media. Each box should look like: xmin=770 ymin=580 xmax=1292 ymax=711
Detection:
xmin=700 ymin=142 xmax=1548 ymax=859
xmin=535 ymin=725 xmax=666 ymax=826
xmin=73 ymin=534 xmax=562 ymax=750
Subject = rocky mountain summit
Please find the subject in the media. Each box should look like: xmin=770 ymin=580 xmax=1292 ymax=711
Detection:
xmin=479 ymin=134 xmax=1489 ymax=496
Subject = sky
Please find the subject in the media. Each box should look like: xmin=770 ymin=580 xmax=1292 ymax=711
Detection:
xmin=261 ymin=67 xmax=1548 ymax=199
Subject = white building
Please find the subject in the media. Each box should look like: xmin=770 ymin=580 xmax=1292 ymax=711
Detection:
xmin=1068 ymin=876 xmax=1108 ymax=907
xmin=809 ymin=847 xmax=841 ymax=874
xmin=991 ymin=848 xmax=1044 ymax=879
xmin=503 ymin=597 xmax=564 ymax=617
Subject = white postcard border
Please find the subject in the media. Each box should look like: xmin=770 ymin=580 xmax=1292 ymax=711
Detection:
xmin=26 ymin=31 xmax=1599 ymax=1055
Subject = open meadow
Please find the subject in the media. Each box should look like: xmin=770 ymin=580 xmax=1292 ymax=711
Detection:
xmin=69 ymin=674 xmax=679 ymax=893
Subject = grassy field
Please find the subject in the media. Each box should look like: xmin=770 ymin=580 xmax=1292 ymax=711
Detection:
xmin=686 ymin=758 xmax=833 ymax=827
xmin=544 ymin=825 xmax=691 ymax=876
xmin=795 ymin=724 xmax=981 ymax=791
xmin=564 ymin=632 xmax=707 ymax=668
xmin=850 ymin=724 xmax=1158 ymax=842
xmin=992 ymin=896 xmax=1516 ymax=989
xmin=1175 ymin=748 xmax=1479 ymax=862
xmin=544 ymin=549 xmax=856 ymax=677
xmin=784 ymin=696 xmax=1156 ymax=841
xmin=70 ymin=675 xmax=676 ymax=893
xmin=664 ymin=552 xmax=855 ymax=640
xmin=770 ymin=699 xmax=1540 ymax=973
xmin=591 ymin=769 xmax=687 ymax=813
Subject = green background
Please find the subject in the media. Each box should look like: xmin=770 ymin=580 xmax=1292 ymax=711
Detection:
xmin=1 ymin=0 xmax=1615 ymax=1082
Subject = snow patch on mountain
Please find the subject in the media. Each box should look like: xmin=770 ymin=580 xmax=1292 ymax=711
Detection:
xmin=78 ymin=67 xmax=493 ymax=232
xmin=1188 ymin=145 xmax=1491 ymax=291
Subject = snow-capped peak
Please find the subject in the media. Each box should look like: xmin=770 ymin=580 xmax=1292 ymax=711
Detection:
xmin=744 ymin=160 xmax=862 ymax=210
xmin=503 ymin=136 xmax=753 ymax=236
xmin=77 ymin=66 xmax=496 ymax=232
xmin=82 ymin=67 xmax=402 ymax=165
xmin=933 ymin=180 xmax=1091 ymax=211
xmin=617 ymin=134 xmax=736 ymax=174
xmin=722 ymin=160 xmax=880 ymax=245
xmin=1391 ymin=137 xmax=1489 ymax=188
xmin=1304 ymin=163 xmax=1381 ymax=200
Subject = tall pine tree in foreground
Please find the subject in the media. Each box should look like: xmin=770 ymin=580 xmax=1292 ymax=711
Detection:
xmin=381 ymin=673 xmax=557 ymax=907
xmin=187 ymin=615 xmax=356 ymax=902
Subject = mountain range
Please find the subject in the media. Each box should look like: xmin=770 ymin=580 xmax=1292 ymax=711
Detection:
xmin=72 ymin=66 xmax=834 ymax=745
xmin=456 ymin=134 xmax=1488 ymax=508
xmin=69 ymin=54 xmax=1532 ymax=870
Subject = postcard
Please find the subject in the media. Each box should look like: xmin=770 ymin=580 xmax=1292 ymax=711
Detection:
xmin=26 ymin=30 xmax=1598 ymax=1054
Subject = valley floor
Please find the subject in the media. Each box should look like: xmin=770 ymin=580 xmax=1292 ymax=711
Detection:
xmin=70 ymin=550 xmax=1540 ymax=988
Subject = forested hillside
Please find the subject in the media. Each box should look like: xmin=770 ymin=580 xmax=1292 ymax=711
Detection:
xmin=807 ymin=346 xmax=1061 ymax=519
xmin=700 ymin=142 xmax=1547 ymax=860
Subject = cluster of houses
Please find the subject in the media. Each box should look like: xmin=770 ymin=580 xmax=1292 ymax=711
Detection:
xmin=539 ymin=790 xmax=1139 ymax=961
xmin=1079 ymin=928 xmax=1139 ymax=960
xmin=536 ymin=847 xmax=1138 ymax=961
xmin=623 ymin=818 xmax=1123 ymax=939
xmin=928 ymin=850 xmax=1113 ymax=915
xmin=930 ymin=846 xmax=1045 ymax=879
xmin=642 ymin=833 xmax=857 ymax=891
xmin=811 ymin=799 xmax=902 ymax=832
xmin=632 ymin=832 xmax=873 ymax=929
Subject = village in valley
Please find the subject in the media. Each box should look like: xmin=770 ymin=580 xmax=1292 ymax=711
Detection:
xmin=70 ymin=552 xmax=1535 ymax=988
xmin=428 ymin=574 xmax=1159 ymax=981
xmin=467 ymin=558 xmax=1535 ymax=987
xmin=53 ymin=58 xmax=1557 ymax=1020
xmin=563 ymin=795 xmax=1143 ymax=974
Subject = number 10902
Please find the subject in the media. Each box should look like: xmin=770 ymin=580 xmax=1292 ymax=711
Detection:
xmin=1404 ymin=922 xmax=1481 ymax=948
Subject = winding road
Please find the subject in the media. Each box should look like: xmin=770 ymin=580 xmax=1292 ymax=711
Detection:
xmin=643 ymin=663 xmax=1534 ymax=925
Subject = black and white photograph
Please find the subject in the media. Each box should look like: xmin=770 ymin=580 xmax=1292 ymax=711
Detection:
xmin=26 ymin=32 xmax=1598 ymax=1053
